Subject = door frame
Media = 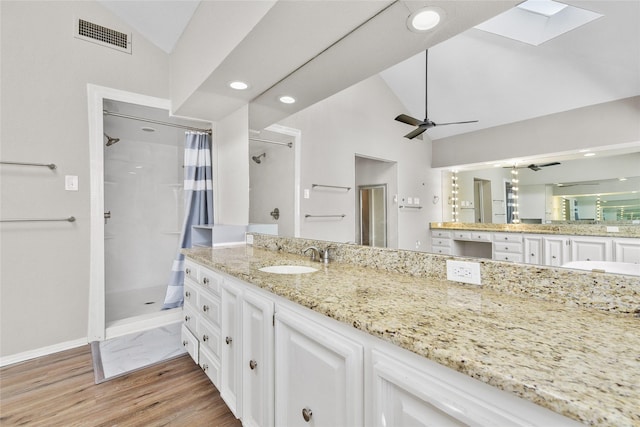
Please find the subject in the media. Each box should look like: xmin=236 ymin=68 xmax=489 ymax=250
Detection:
xmin=87 ymin=84 xmax=172 ymax=342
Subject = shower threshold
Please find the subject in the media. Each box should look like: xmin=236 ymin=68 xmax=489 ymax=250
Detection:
xmin=105 ymin=308 xmax=182 ymax=341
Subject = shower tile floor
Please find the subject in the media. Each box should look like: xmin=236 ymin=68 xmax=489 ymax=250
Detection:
xmin=92 ymin=322 xmax=186 ymax=383
xmin=106 ymin=285 xmax=168 ymax=323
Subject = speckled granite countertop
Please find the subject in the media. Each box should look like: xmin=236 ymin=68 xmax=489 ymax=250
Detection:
xmin=430 ymin=222 xmax=640 ymax=238
xmin=184 ymin=245 xmax=639 ymax=426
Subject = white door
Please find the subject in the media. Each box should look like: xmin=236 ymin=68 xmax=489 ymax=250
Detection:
xmin=570 ymin=237 xmax=612 ymax=262
xmin=275 ymin=307 xmax=363 ymax=427
xmin=523 ymin=235 xmax=543 ymax=265
xmin=221 ymin=279 xmax=242 ymax=418
xmin=614 ymin=239 xmax=640 ymax=263
xmin=242 ymin=289 xmax=275 ymax=427
xmin=544 ymin=237 xmax=569 ymax=266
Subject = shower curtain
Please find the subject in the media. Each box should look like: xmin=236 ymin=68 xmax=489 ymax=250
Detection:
xmin=163 ymin=132 xmax=214 ymax=309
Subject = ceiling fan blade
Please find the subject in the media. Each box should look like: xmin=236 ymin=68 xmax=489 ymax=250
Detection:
xmin=433 ymin=120 xmax=479 ymax=127
xmin=404 ymin=127 xmax=427 ymax=139
xmin=538 ymin=162 xmax=561 ymax=167
xmin=395 ymin=114 xmax=422 ymax=126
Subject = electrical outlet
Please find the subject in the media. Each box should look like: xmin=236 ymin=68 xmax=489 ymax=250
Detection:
xmin=446 ymin=260 xmax=481 ymax=285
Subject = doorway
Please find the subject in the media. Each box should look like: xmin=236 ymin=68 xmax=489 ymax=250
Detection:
xmin=359 ymin=184 xmax=387 ymax=247
xmin=473 ymin=178 xmax=492 ymax=223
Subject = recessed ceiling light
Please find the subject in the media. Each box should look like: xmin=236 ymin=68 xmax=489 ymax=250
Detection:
xmin=408 ymin=7 xmax=444 ymax=32
xmin=584 ymin=152 xmax=596 ymax=157
xmin=279 ymin=96 xmax=296 ymax=104
xmin=229 ymin=81 xmax=249 ymax=90
xmin=141 ymin=127 xmax=156 ymax=132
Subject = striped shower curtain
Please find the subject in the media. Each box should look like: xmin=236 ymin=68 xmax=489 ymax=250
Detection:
xmin=162 ymin=132 xmax=214 ymax=309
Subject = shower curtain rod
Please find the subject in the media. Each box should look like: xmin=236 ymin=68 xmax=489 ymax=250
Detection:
xmin=103 ymin=110 xmax=212 ymax=134
xmin=249 ymin=137 xmax=292 ymax=148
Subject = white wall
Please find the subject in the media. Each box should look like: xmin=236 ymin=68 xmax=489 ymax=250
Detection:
xmin=215 ymin=106 xmax=250 ymax=225
xmin=432 ymin=96 xmax=640 ymax=168
xmin=280 ymin=75 xmax=442 ymax=251
xmin=0 ymin=1 xmax=170 ymax=358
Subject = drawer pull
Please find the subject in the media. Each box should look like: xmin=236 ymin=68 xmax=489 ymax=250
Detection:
xmin=202 ymin=277 xmax=209 ymax=285
xmin=302 ymin=407 xmax=313 ymax=422
xmin=182 ymin=340 xmax=188 ymax=347
xmin=201 ymin=363 xmax=208 ymax=372
xmin=249 ymin=359 xmax=257 ymax=370
xmin=185 ymin=291 xmax=191 ymax=298
xmin=202 ymin=334 xmax=208 ymax=342
xmin=185 ymin=268 xmax=191 ymax=275
xmin=225 ymin=336 xmax=233 ymax=345
xmin=184 ymin=315 xmax=190 ymax=322
xmin=202 ymin=305 xmax=209 ymax=312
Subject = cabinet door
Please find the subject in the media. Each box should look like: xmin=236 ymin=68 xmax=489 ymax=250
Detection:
xmin=242 ymin=290 xmax=274 ymax=427
xmin=544 ymin=237 xmax=570 ymax=267
xmin=221 ymin=279 xmax=242 ymax=418
xmin=523 ymin=235 xmax=543 ymax=265
xmin=570 ymin=237 xmax=612 ymax=262
xmin=614 ymin=239 xmax=640 ymax=263
xmin=275 ymin=307 xmax=363 ymax=427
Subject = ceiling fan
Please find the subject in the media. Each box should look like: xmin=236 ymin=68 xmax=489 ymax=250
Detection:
xmin=505 ymin=162 xmax=561 ymax=171
xmin=395 ymin=49 xmax=478 ymax=139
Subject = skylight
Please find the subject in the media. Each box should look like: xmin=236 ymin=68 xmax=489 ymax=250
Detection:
xmin=474 ymin=0 xmax=603 ymax=46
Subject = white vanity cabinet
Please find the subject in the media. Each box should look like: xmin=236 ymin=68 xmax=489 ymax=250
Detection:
xmin=492 ymin=233 xmax=523 ymax=263
xmin=541 ymin=236 xmax=570 ymax=267
xmin=431 ymin=230 xmax=453 ymax=255
xmin=242 ymin=289 xmax=275 ymax=427
xmin=569 ymin=236 xmax=612 ymax=262
xmin=614 ymin=239 xmax=640 ymax=263
xmin=523 ymin=234 xmax=544 ymax=265
xmin=274 ymin=306 xmax=364 ymax=427
xmin=221 ymin=279 xmax=243 ymax=418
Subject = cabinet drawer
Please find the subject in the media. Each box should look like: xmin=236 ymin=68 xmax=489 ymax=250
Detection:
xmin=181 ymin=324 xmax=199 ymax=364
xmin=184 ymin=261 xmax=198 ymax=283
xmin=197 ymin=317 xmax=222 ymax=359
xmin=471 ymin=232 xmax=492 ymax=242
xmin=433 ymin=247 xmax=452 ymax=255
xmin=493 ymin=233 xmax=522 ymax=243
xmin=183 ymin=305 xmax=198 ymax=334
xmin=200 ymin=291 xmax=221 ymax=326
xmin=432 ymin=230 xmax=452 ymax=239
xmin=184 ymin=282 xmax=198 ymax=308
xmin=199 ymin=346 xmax=221 ymax=389
xmin=454 ymin=231 xmax=472 ymax=240
xmin=200 ymin=268 xmax=223 ymax=295
xmin=494 ymin=252 xmax=523 ymax=263
xmin=432 ymin=238 xmax=451 ymax=247
xmin=493 ymin=243 xmax=523 ymax=253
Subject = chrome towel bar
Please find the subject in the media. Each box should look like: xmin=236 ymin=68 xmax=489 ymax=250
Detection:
xmin=305 ymin=214 xmax=346 ymax=218
xmin=1 ymin=216 xmax=76 ymax=223
xmin=312 ymin=184 xmax=351 ymax=191
xmin=0 ymin=161 xmax=56 ymax=170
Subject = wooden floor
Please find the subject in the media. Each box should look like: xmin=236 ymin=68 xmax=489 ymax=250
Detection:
xmin=0 ymin=345 xmax=241 ymax=426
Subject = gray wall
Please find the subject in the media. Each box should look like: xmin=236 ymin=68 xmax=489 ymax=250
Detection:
xmin=0 ymin=1 xmax=170 ymax=358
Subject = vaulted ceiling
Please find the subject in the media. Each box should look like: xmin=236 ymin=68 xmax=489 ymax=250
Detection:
xmin=98 ymin=1 xmax=640 ymax=141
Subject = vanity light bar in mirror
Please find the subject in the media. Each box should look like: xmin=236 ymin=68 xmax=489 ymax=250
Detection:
xmin=451 ymin=172 xmax=459 ymax=222
xmin=511 ymin=167 xmax=520 ymax=224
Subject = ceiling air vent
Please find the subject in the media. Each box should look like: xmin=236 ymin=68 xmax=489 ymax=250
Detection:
xmin=75 ymin=18 xmax=131 ymax=54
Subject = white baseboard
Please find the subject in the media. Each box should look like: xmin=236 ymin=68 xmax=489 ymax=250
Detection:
xmin=0 ymin=337 xmax=88 ymax=368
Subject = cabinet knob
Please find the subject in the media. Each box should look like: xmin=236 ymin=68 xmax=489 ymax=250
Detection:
xmin=184 ymin=315 xmax=190 ymax=322
xmin=225 ymin=336 xmax=233 ymax=345
xmin=202 ymin=305 xmax=209 ymax=312
xmin=202 ymin=335 xmax=208 ymax=342
xmin=185 ymin=268 xmax=191 ymax=275
xmin=182 ymin=340 xmax=188 ymax=347
xmin=249 ymin=359 xmax=257 ymax=370
xmin=552 ymin=255 xmax=557 ymax=259
xmin=302 ymin=407 xmax=313 ymax=422
xmin=202 ymin=277 xmax=209 ymax=285
xmin=185 ymin=291 xmax=191 ymax=298
xmin=201 ymin=363 xmax=208 ymax=372
xmin=504 ymin=237 xmax=508 ymax=240
xmin=531 ymin=253 xmax=535 ymax=257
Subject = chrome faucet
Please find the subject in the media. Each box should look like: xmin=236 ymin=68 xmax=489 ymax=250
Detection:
xmin=303 ymin=246 xmax=321 ymax=261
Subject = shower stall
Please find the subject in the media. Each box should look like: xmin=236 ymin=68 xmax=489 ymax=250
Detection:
xmin=102 ymin=100 xmax=208 ymax=330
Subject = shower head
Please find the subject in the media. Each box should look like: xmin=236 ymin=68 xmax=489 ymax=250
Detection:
xmin=104 ymin=133 xmax=120 ymax=146
xmin=252 ymin=153 xmax=266 ymax=164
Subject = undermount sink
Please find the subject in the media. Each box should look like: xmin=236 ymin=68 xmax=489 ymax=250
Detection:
xmin=258 ymin=265 xmax=318 ymax=275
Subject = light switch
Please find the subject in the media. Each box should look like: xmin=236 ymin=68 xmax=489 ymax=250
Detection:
xmin=304 ymin=189 xmax=310 ymax=199
xmin=414 ymin=197 xmax=420 ymax=205
xmin=65 ymin=175 xmax=78 ymax=191
xmin=407 ymin=197 xmax=413 ymax=204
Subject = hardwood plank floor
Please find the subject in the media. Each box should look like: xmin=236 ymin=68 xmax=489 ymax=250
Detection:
xmin=0 ymin=345 xmax=241 ymax=426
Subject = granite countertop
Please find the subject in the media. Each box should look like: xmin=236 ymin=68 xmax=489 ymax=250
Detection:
xmin=430 ymin=222 xmax=640 ymax=238
xmin=184 ymin=245 xmax=640 ymax=426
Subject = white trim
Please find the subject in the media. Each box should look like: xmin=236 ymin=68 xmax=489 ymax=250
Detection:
xmin=0 ymin=338 xmax=87 ymax=368
xmin=264 ymin=124 xmax=302 ymax=237
xmin=87 ymin=84 xmax=176 ymax=342
xmin=105 ymin=309 xmax=183 ymax=340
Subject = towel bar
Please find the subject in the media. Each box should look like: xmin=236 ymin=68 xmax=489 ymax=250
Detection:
xmin=1 ymin=216 xmax=76 ymax=223
xmin=0 ymin=161 xmax=56 ymax=170
xmin=312 ymin=184 xmax=351 ymax=191
xmin=305 ymin=214 xmax=346 ymax=218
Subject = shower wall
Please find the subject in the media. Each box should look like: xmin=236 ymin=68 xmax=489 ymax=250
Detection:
xmin=104 ymin=137 xmax=183 ymax=295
